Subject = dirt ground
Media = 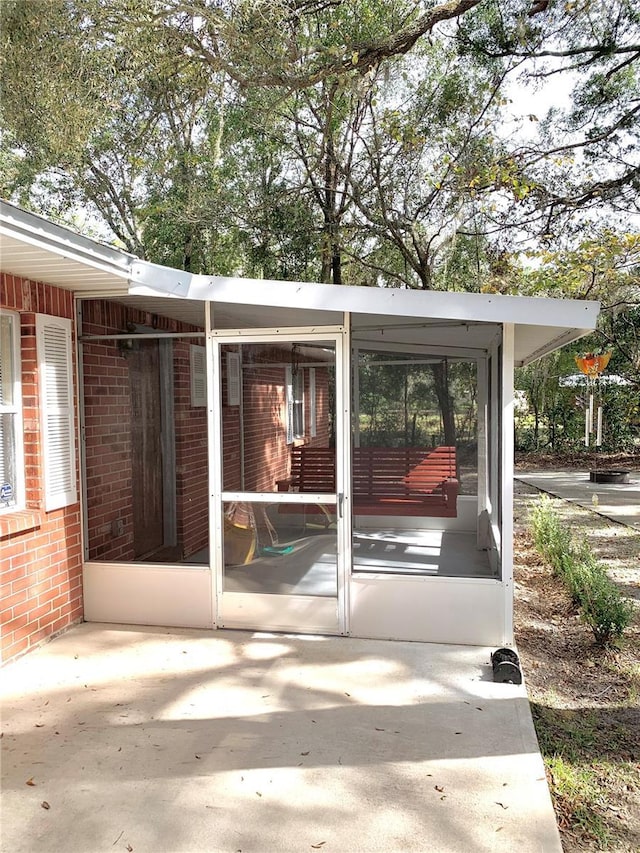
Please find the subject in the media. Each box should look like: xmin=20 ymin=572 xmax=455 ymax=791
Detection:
xmin=513 ymin=452 xmax=640 ymax=852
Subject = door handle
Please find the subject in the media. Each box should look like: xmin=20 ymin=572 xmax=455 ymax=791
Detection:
xmin=338 ymin=492 xmax=344 ymax=519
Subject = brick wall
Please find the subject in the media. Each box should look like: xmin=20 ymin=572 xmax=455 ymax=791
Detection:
xmin=82 ymin=301 xmax=208 ymax=561
xmin=82 ymin=302 xmax=134 ymax=560
xmin=226 ymin=344 xmax=332 ymax=493
xmin=242 ymin=354 xmax=291 ymax=492
xmin=173 ymin=341 xmax=209 ymax=558
xmin=1 ymin=273 xmax=82 ymax=663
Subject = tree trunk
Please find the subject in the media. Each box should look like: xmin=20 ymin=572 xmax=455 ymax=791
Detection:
xmin=320 ymin=130 xmax=343 ymax=284
xmin=432 ymin=361 xmax=456 ymax=450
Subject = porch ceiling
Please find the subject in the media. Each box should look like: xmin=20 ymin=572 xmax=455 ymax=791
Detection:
xmin=111 ymin=293 xmax=583 ymax=364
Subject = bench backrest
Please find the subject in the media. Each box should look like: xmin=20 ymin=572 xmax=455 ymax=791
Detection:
xmin=354 ymin=446 xmax=456 ymax=498
xmin=289 ymin=446 xmax=336 ymax=492
xmin=288 ymin=445 xmax=456 ymax=497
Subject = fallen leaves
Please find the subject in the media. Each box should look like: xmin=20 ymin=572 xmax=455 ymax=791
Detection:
xmin=41 ymin=801 xmax=50 ymax=810
xmin=311 ymin=843 xmax=326 ymax=849
xmin=26 ymin=778 xmax=36 ymax=786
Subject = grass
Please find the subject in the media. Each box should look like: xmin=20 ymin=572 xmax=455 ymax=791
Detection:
xmin=532 ymin=700 xmax=640 ymax=850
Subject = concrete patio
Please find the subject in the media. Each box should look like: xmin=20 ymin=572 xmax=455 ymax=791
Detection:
xmin=516 ymin=468 xmax=640 ymax=530
xmin=1 ymin=623 xmax=560 ymax=853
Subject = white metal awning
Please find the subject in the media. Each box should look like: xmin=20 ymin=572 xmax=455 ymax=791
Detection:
xmin=1 ymin=199 xmax=600 ymax=365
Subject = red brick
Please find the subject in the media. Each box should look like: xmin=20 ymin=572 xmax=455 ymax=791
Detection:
xmin=28 ymin=602 xmax=54 ymax=621
xmin=10 ymin=575 xmax=33 ymax=593
xmin=3 ymin=613 xmax=29 ymax=634
xmin=1 ymin=635 xmax=29 ymax=662
xmin=1 ymin=589 xmax=28 ymax=612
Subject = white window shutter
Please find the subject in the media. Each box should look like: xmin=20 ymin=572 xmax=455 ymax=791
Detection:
xmin=36 ymin=315 xmax=77 ymax=511
xmin=226 ymin=352 xmax=240 ymax=406
xmin=190 ymin=345 xmax=207 ymax=407
xmin=285 ymin=365 xmax=294 ymax=444
xmin=309 ymin=368 xmax=317 ymax=438
xmin=294 ymin=369 xmax=305 ymax=437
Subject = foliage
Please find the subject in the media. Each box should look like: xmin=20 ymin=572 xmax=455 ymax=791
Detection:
xmin=344 ymin=44 xmax=511 ymax=289
xmin=532 ymin=702 xmax=639 ymax=850
xmin=514 ymin=231 xmax=639 ymax=451
xmin=515 ymin=369 xmax=640 ymax=454
xmin=356 ymin=354 xmax=477 ymax=448
xmin=530 ymin=497 xmax=634 ymax=645
xmin=458 ymin=0 xmax=640 ymax=235
xmin=1 ymin=0 xmax=638 ymax=285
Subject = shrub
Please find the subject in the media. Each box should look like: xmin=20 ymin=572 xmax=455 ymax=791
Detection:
xmin=530 ymin=497 xmax=634 ymax=645
xmin=579 ymin=566 xmax=635 ymax=645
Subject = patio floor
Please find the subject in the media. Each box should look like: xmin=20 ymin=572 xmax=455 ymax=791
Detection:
xmin=1 ymin=623 xmax=561 ymax=853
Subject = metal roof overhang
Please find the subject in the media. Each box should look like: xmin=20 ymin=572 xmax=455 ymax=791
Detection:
xmin=1 ymin=200 xmax=600 ymax=365
xmin=0 ymin=200 xmax=133 ymax=295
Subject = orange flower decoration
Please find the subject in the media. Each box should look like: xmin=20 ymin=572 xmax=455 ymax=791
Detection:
xmin=575 ymin=352 xmax=612 ymax=378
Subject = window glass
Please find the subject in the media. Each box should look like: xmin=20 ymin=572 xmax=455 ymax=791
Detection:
xmin=222 ymin=341 xmax=336 ymax=494
xmin=292 ymin=367 xmax=305 ymax=439
xmin=222 ymin=500 xmax=337 ymax=596
xmin=82 ymin=300 xmax=208 ymax=564
xmin=0 ymin=313 xmax=23 ymax=511
xmin=352 ymin=350 xmax=495 ymax=580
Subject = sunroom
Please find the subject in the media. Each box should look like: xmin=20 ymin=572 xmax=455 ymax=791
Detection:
xmin=0 ymin=201 xmax=600 ymax=647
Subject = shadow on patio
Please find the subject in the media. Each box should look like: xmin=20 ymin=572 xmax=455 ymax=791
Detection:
xmin=1 ymin=623 xmax=561 ymax=853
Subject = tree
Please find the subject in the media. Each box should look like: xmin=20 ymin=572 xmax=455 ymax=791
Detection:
xmin=514 ymin=230 xmax=639 ymax=451
xmin=457 ymin=0 xmax=640 ymax=238
xmin=286 ymin=78 xmax=371 ymax=284
xmin=342 ymin=41 xmax=518 ymax=290
xmin=521 ymin=230 xmax=640 ymax=386
xmin=1 ymin=0 xmax=638 ymax=276
xmin=0 ymin=0 xmax=231 ymax=268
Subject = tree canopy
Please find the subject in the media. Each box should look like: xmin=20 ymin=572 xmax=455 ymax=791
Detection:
xmin=1 ymin=0 xmax=638 ymax=292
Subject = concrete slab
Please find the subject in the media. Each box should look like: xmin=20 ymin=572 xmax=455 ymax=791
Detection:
xmin=516 ymin=469 xmax=640 ymax=530
xmin=1 ymin=623 xmax=561 ymax=853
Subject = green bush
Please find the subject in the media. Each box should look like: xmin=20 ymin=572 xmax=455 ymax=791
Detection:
xmin=579 ymin=566 xmax=635 ymax=645
xmin=530 ymin=497 xmax=634 ymax=645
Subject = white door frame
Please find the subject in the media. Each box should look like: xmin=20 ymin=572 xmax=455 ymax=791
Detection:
xmin=207 ymin=319 xmax=351 ymax=635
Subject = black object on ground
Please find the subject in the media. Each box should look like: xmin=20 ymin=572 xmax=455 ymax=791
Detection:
xmin=491 ymin=647 xmax=523 ymax=685
xmin=589 ymin=470 xmax=630 ymax=484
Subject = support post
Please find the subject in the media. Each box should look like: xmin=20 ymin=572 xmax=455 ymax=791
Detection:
xmin=501 ymin=323 xmax=515 ymax=646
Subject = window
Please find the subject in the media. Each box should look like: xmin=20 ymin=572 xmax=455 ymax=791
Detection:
xmin=285 ymin=365 xmax=305 ymax=442
xmin=36 ymin=314 xmax=77 ymax=511
xmin=0 ymin=312 xmax=24 ymax=511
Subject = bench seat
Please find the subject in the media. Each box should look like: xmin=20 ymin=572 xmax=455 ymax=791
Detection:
xmin=277 ymin=445 xmax=458 ymax=518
